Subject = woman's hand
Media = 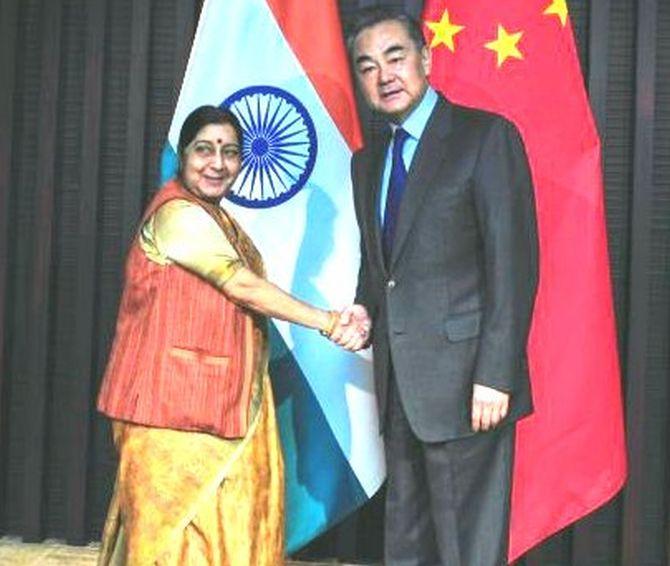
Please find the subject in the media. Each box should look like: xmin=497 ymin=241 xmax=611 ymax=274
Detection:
xmin=328 ymin=305 xmax=371 ymax=351
xmin=223 ymin=268 xmax=370 ymax=349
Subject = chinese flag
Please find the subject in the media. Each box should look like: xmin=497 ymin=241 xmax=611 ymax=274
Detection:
xmin=422 ymin=0 xmax=627 ymax=561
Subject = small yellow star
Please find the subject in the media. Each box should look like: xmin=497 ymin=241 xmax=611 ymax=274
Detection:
xmin=425 ymin=9 xmax=465 ymax=52
xmin=485 ymin=25 xmax=524 ymax=68
xmin=544 ymin=0 xmax=569 ymax=26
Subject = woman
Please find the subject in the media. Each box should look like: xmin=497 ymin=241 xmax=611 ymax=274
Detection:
xmin=97 ymin=105 xmax=367 ymax=565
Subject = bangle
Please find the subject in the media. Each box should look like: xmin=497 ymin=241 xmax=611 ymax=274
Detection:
xmin=319 ymin=310 xmax=339 ymax=338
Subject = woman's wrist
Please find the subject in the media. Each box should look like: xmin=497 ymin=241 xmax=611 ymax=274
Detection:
xmin=318 ymin=310 xmax=340 ymax=338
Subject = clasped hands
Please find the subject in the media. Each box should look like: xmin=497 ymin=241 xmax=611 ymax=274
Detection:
xmin=327 ymin=304 xmax=371 ymax=352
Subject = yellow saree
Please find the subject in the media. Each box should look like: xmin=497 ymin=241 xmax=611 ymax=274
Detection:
xmin=98 ymin=200 xmax=284 ymax=565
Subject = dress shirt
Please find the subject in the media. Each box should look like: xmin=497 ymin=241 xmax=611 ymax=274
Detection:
xmin=379 ymin=87 xmax=438 ymax=223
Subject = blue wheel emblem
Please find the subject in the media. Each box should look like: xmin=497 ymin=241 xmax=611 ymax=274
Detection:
xmin=221 ymin=86 xmax=317 ymax=208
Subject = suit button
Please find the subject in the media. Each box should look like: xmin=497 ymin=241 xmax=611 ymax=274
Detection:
xmin=387 ymin=279 xmax=396 ymax=289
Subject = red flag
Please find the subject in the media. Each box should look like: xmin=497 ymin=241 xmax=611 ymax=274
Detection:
xmin=266 ymin=0 xmax=363 ymax=150
xmin=421 ymin=1 xmax=627 ymax=560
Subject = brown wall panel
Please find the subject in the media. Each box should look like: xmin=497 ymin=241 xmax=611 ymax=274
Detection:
xmin=44 ymin=0 xmax=86 ymax=538
xmin=0 ymin=0 xmax=20 ymax=529
xmin=21 ymin=0 xmax=63 ymax=541
xmin=622 ymin=0 xmax=667 ymax=563
xmin=65 ymin=0 xmax=107 ymax=543
xmin=3 ymin=0 xmax=45 ymax=534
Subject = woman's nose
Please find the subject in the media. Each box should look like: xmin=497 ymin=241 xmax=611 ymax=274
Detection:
xmin=211 ymin=150 xmax=225 ymax=170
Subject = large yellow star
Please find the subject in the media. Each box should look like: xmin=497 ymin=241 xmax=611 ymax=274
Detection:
xmin=544 ymin=0 xmax=569 ymax=26
xmin=485 ymin=25 xmax=524 ymax=68
xmin=425 ymin=9 xmax=465 ymax=52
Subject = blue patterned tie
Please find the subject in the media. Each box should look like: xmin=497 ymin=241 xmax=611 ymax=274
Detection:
xmin=382 ymin=127 xmax=409 ymax=264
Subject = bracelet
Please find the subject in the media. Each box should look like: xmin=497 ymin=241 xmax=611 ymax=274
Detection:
xmin=319 ymin=310 xmax=340 ymax=338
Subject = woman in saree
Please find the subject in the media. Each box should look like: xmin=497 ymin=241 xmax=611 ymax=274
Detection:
xmin=96 ymin=105 xmax=368 ymax=565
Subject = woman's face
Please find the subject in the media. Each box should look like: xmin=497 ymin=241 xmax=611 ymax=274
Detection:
xmin=180 ymin=123 xmax=242 ymax=201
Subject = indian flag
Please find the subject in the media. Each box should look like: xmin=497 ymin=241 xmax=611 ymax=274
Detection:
xmin=160 ymin=0 xmax=385 ymax=552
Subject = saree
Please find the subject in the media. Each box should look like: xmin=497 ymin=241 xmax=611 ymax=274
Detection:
xmin=98 ymin=375 xmax=284 ymax=566
xmin=98 ymin=197 xmax=284 ymax=565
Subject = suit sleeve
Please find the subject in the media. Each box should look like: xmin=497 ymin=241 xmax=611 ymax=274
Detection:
xmin=351 ymin=152 xmax=377 ymax=318
xmin=471 ymin=118 xmax=539 ymax=392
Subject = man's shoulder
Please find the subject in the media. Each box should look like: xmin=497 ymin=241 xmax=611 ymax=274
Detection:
xmin=446 ymin=98 xmax=518 ymax=138
xmin=351 ymin=147 xmax=365 ymax=175
xmin=447 ymin=100 xmax=506 ymax=129
xmin=352 ymin=134 xmax=384 ymax=166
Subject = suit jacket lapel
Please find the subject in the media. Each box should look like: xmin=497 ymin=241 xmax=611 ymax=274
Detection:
xmin=390 ymin=97 xmax=454 ymax=269
xmin=364 ymin=130 xmax=391 ymax=276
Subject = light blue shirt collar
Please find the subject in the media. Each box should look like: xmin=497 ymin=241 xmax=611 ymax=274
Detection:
xmin=379 ymin=87 xmax=438 ymax=223
xmin=393 ymin=86 xmax=438 ymax=142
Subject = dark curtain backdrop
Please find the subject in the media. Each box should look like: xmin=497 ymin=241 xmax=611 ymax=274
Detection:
xmin=0 ymin=0 xmax=668 ymax=564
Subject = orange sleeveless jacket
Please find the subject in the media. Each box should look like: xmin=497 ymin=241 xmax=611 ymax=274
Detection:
xmin=97 ymin=180 xmax=262 ymax=439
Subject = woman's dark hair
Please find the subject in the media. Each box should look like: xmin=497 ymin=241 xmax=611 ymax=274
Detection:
xmin=177 ymin=105 xmax=244 ymax=159
xmin=345 ymin=7 xmax=426 ymax=58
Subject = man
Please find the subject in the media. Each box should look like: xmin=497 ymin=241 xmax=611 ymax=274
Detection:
xmin=334 ymin=8 xmax=539 ymax=565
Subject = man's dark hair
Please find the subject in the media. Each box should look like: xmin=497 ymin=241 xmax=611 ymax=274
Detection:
xmin=345 ymin=7 xmax=426 ymax=58
xmin=177 ymin=105 xmax=243 ymax=158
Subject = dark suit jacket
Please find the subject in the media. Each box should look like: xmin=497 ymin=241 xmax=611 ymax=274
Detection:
xmin=352 ymin=95 xmax=539 ymax=442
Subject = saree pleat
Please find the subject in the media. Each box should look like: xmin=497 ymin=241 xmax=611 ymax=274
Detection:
xmin=98 ymin=375 xmax=284 ymax=566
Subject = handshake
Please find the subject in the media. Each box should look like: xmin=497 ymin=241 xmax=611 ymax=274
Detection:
xmin=324 ymin=304 xmax=371 ymax=352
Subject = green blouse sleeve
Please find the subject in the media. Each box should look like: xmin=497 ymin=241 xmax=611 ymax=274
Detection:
xmin=140 ymin=199 xmax=243 ymax=288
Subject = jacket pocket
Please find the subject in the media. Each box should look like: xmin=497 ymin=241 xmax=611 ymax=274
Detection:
xmin=444 ymin=310 xmax=482 ymax=342
xmin=168 ymin=346 xmax=230 ymax=369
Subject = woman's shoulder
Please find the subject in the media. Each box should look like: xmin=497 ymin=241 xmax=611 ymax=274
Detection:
xmin=152 ymin=197 xmax=216 ymax=230
xmin=155 ymin=196 xmax=202 ymax=215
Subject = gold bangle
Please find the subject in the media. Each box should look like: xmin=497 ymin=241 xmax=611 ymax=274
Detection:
xmin=319 ymin=310 xmax=339 ymax=338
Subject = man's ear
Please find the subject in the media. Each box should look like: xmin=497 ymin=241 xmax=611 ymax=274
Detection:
xmin=421 ymin=45 xmax=432 ymax=76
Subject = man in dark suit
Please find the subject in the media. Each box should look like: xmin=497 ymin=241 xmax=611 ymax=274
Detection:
xmin=334 ymin=8 xmax=539 ymax=565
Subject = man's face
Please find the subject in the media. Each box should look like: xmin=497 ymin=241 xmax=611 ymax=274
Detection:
xmin=352 ymin=20 xmax=431 ymax=123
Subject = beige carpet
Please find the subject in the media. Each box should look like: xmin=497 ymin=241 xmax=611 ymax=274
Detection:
xmin=0 ymin=537 xmax=353 ymax=565
xmin=0 ymin=538 xmax=100 ymax=566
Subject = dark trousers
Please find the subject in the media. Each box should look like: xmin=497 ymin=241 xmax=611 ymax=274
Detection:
xmin=384 ymin=377 xmax=515 ymax=566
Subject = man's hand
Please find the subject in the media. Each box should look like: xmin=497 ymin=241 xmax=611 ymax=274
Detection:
xmin=471 ymin=384 xmax=510 ymax=432
xmin=329 ymin=304 xmax=371 ymax=351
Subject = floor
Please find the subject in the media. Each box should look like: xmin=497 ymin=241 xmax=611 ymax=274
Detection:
xmin=0 ymin=537 xmax=354 ymax=565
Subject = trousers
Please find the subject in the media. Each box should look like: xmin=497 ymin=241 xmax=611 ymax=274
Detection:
xmin=384 ymin=375 xmax=515 ymax=566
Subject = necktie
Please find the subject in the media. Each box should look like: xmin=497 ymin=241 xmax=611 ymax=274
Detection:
xmin=382 ymin=127 xmax=409 ymax=264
